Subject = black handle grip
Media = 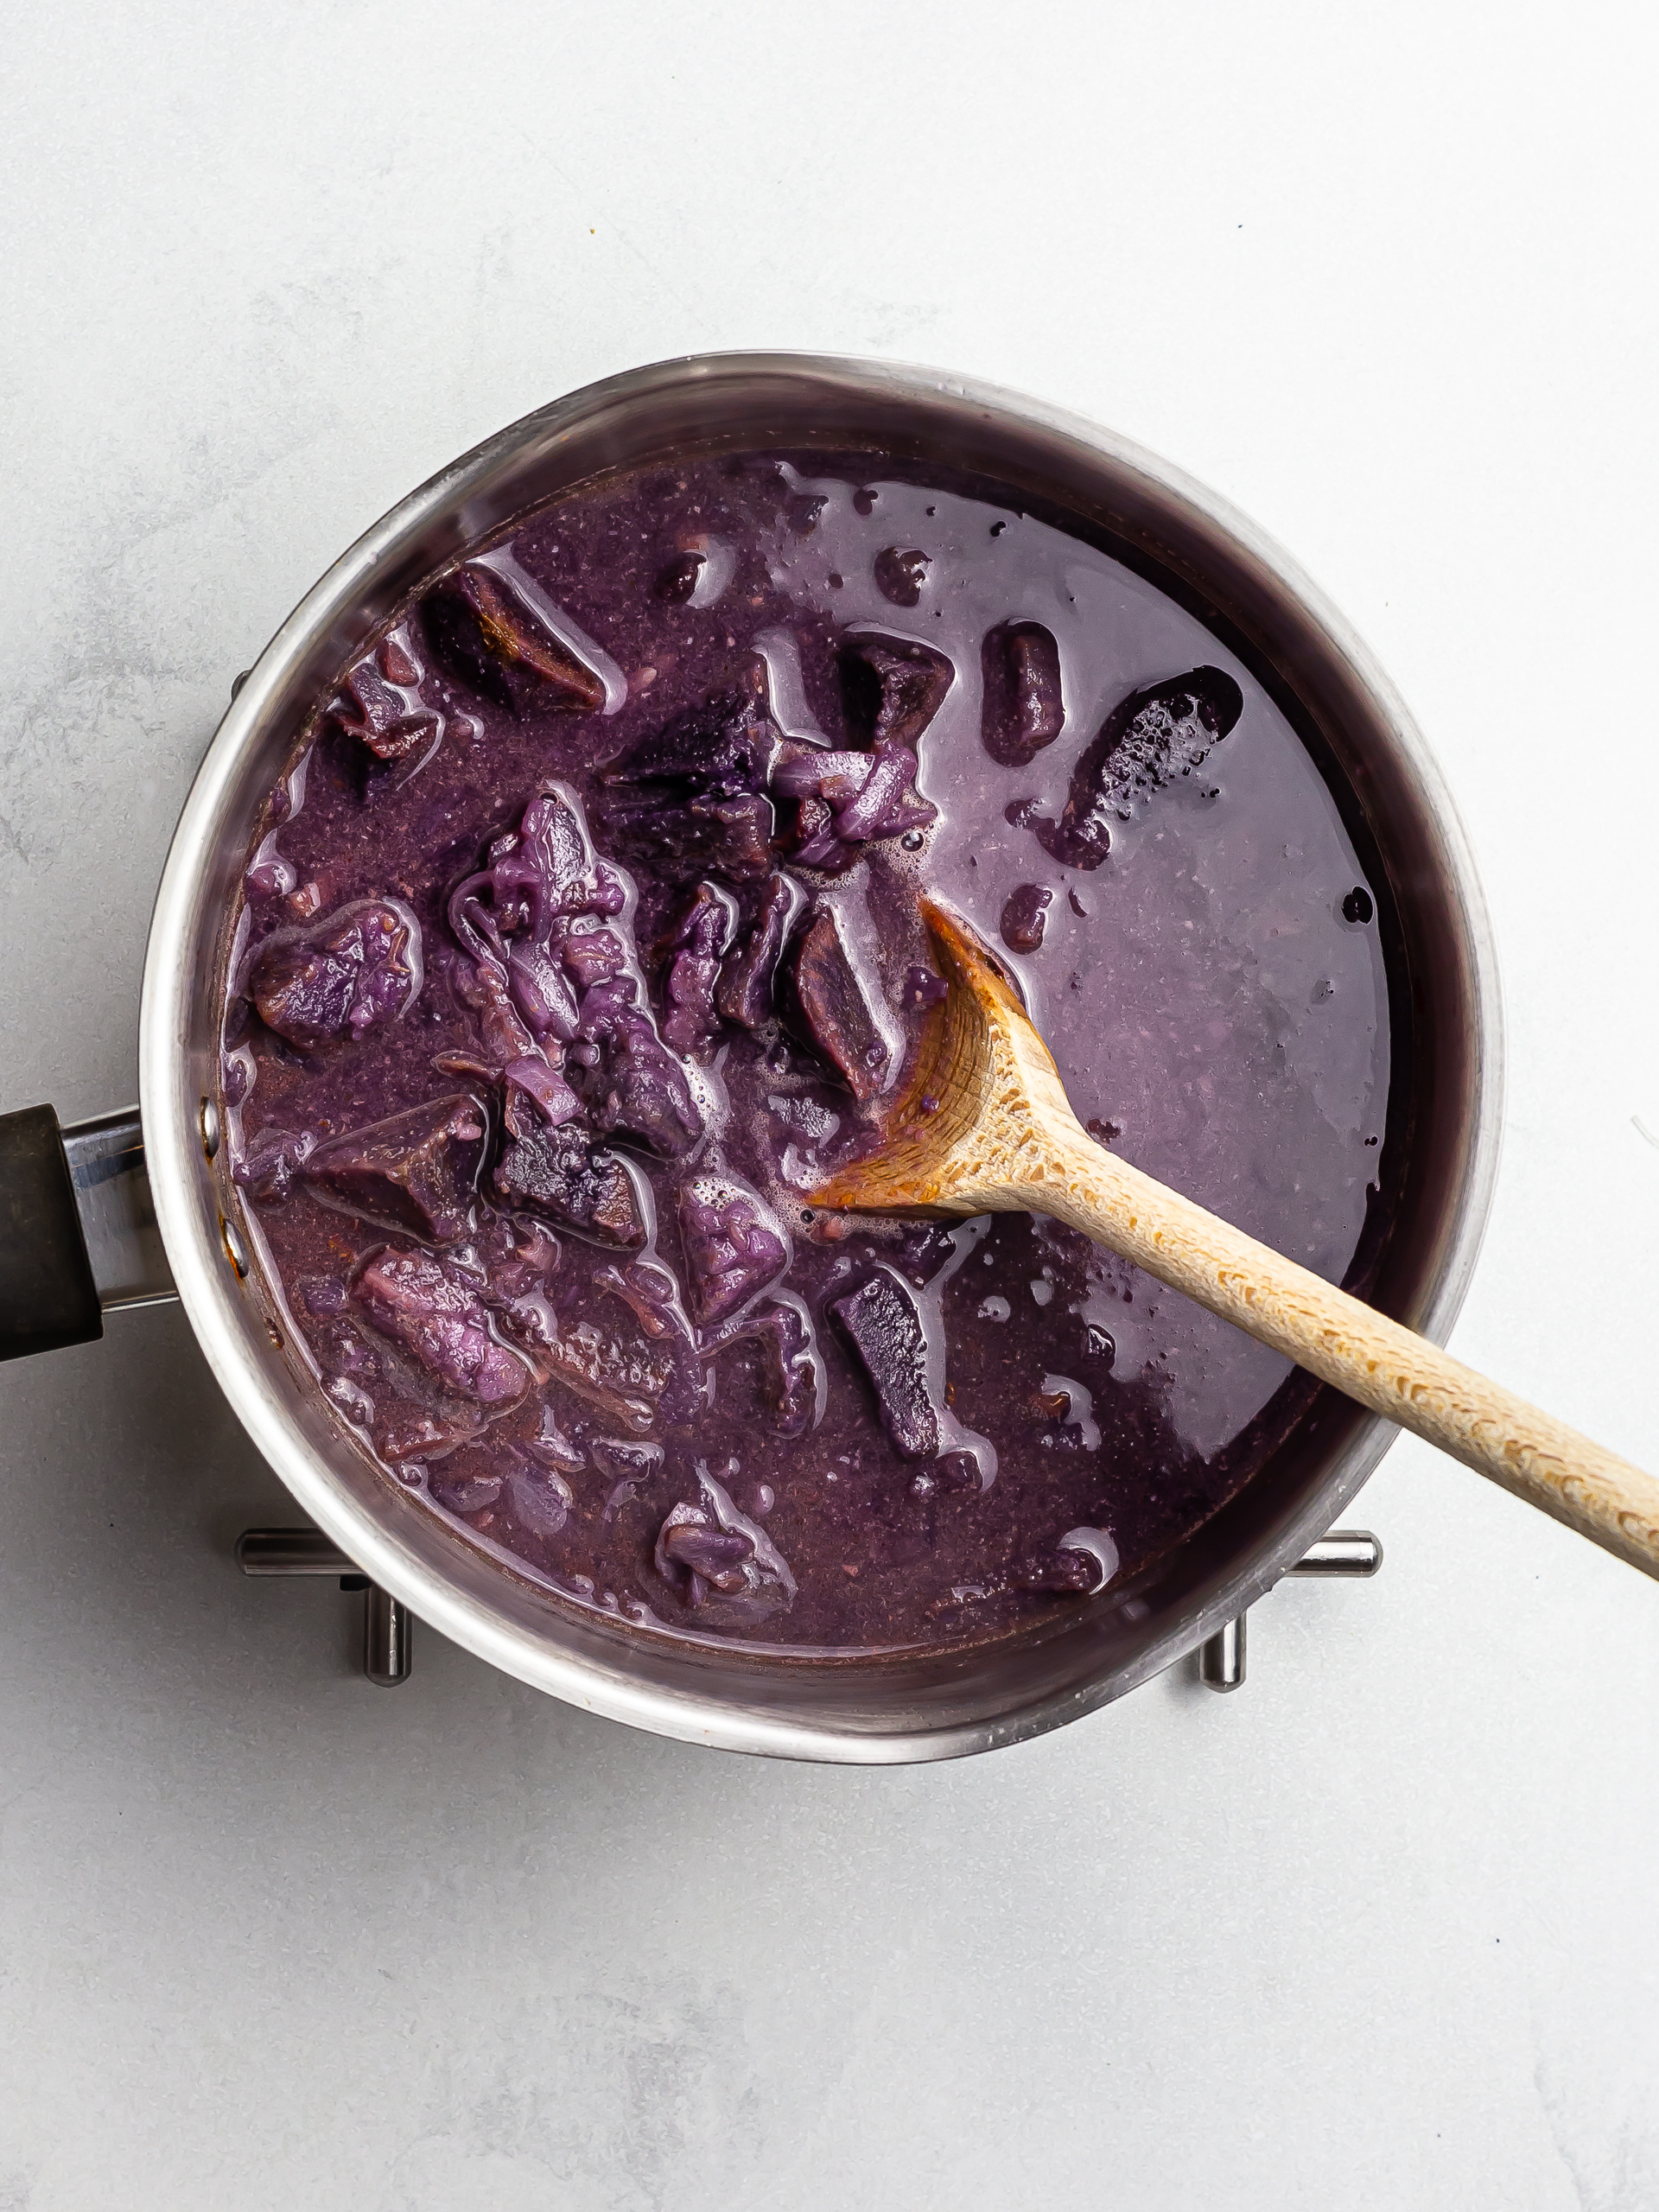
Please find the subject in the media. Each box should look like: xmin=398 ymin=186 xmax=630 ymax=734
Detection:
xmin=0 ymin=1104 xmax=103 ymax=1361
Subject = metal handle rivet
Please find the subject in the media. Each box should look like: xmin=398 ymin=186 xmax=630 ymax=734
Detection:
xmin=219 ymin=1213 xmax=249 ymax=1279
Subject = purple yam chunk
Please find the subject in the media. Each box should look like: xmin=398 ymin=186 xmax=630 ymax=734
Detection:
xmin=501 ymin=1056 xmax=582 ymax=1135
xmin=785 ymin=908 xmax=891 ymax=1102
xmin=505 ymin=1461 xmax=575 ymax=1539
xmin=660 ymin=1517 xmax=756 ymax=1589
xmin=251 ymin=899 xmax=422 ymax=1051
xmin=829 ymin=1270 xmax=939 ymax=1459
xmin=773 ymin=741 xmax=935 ymax=867
xmin=493 ymin=1122 xmax=647 ymax=1249
xmin=840 ymin=633 xmax=953 ymax=750
xmin=590 ymin=1435 xmax=664 ymax=1484
xmin=251 ymin=939 xmax=357 ymax=1049
xmin=432 ymin=1467 xmax=504 ymax=1516
xmin=375 ymin=1398 xmax=485 ymax=1465
xmin=525 ymin=1412 xmax=585 ymax=1473
xmin=980 ymin=622 xmax=1065 ymax=767
xmin=518 ymin=786 xmax=601 ymax=899
xmin=661 ymin=951 xmax=722 ymax=1058
xmin=302 ymin=1092 xmax=487 ymax=1245
xmin=353 ymin=1248 xmax=529 ymax=1407
xmin=771 ymin=754 xmax=866 ymax=874
xmin=653 ymin=1466 xmax=797 ymax=1615
xmin=659 ymin=880 xmax=739 ymax=1057
xmin=507 ymin=942 xmax=581 ymax=1042
xmin=324 ymin=904 xmax=421 ymax=1039
xmin=874 ymin=547 xmax=929 ymax=607
xmin=556 ymin=923 xmax=627 ymax=992
xmin=421 ymin=563 xmax=605 ymax=715
xmin=677 ymin=1174 xmax=789 ymax=1326
xmin=448 ymin=954 xmax=540 ymax=1075
xmin=665 ymin=879 xmax=739 ymax=961
xmin=603 ymin=684 xmax=779 ymax=798
xmin=826 ymin=742 xmax=930 ymax=845
xmin=770 ymin=747 xmax=879 ymax=801
xmin=999 ymin=883 xmax=1052 ymax=955
xmin=232 ymin=1125 xmax=317 ymax=1202
xmin=716 ymin=872 xmax=804 ymax=1029
xmin=707 ymin=1295 xmax=821 ymax=1437
xmin=752 ymin=1303 xmax=819 ymax=1437
xmin=596 ymin=1260 xmax=695 ymax=1346
xmin=474 ymin=1215 xmax=560 ymax=1303
xmin=784 ymin=794 xmax=845 ymax=874
xmin=597 ymin=1440 xmax=661 ymax=1522
xmin=597 ymin=789 xmax=777 ymax=883
xmin=538 ymin=1318 xmax=669 ymax=1434
xmin=330 ymin=626 xmax=443 ymax=762
xmin=577 ymin=982 xmax=705 ymax=1156
xmin=448 ymin=785 xmax=614 ymax=970
xmin=1035 ymin=667 xmax=1243 ymax=869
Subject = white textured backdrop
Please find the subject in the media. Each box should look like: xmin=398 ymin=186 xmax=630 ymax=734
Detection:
xmin=2 ymin=3 xmax=1656 ymax=2205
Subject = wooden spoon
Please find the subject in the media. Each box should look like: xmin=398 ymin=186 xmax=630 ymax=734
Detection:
xmin=811 ymin=899 xmax=1659 ymax=1580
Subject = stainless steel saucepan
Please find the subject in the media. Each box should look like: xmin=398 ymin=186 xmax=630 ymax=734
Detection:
xmin=0 ymin=353 xmax=1503 ymax=1761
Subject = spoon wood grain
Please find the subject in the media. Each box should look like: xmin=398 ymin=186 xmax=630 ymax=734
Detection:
xmin=811 ymin=899 xmax=1659 ymax=1581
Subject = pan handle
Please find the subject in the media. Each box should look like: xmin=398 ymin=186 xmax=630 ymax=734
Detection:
xmin=0 ymin=1105 xmax=176 ymax=1361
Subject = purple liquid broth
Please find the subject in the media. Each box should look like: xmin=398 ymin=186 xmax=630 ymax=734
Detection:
xmin=220 ymin=451 xmax=1389 ymax=1656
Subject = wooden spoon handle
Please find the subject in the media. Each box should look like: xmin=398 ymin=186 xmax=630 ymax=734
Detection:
xmin=1029 ymin=1116 xmax=1659 ymax=1580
